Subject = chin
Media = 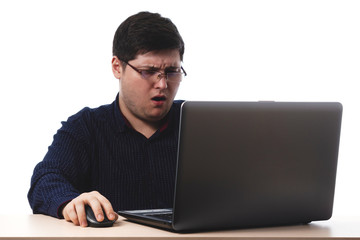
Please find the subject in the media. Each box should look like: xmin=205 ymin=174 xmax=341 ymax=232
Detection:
xmin=149 ymin=109 xmax=170 ymax=121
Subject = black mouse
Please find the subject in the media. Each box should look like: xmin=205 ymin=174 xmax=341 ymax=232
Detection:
xmin=85 ymin=205 xmax=116 ymax=227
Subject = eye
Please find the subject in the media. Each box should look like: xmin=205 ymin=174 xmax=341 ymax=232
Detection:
xmin=167 ymin=67 xmax=181 ymax=74
xmin=140 ymin=69 xmax=158 ymax=78
xmin=165 ymin=68 xmax=180 ymax=74
xmin=166 ymin=71 xmax=181 ymax=77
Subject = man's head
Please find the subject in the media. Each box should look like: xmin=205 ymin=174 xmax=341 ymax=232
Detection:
xmin=111 ymin=12 xmax=185 ymax=134
xmin=112 ymin=11 xmax=184 ymax=63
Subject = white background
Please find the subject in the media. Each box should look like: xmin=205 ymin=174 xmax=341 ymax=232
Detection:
xmin=0 ymin=0 xmax=359 ymax=217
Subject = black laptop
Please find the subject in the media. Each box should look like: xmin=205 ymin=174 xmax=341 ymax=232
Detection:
xmin=118 ymin=101 xmax=342 ymax=232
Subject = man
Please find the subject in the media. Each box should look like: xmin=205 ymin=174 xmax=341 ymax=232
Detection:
xmin=28 ymin=11 xmax=186 ymax=227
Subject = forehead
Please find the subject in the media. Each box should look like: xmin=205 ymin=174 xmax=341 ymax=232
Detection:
xmin=133 ymin=49 xmax=181 ymax=65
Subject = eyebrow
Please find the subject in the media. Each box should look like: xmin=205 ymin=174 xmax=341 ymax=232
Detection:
xmin=140 ymin=65 xmax=181 ymax=71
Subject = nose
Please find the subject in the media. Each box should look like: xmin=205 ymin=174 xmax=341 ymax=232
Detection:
xmin=154 ymin=73 xmax=167 ymax=89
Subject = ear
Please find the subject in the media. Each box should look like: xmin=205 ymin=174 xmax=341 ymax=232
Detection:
xmin=111 ymin=56 xmax=123 ymax=79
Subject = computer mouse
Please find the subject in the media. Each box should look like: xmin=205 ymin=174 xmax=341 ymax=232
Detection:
xmin=85 ymin=205 xmax=116 ymax=227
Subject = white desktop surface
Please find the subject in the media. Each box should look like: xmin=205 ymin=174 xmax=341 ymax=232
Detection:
xmin=0 ymin=214 xmax=359 ymax=239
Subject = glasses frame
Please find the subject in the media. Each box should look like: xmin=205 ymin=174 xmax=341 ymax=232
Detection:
xmin=121 ymin=60 xmax=187 ymax=83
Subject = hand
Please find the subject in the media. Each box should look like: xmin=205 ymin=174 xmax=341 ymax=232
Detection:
xmin=62 ymin=191 xmax=118 ymax=227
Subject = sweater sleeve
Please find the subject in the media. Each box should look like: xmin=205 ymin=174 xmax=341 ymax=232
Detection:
xmin=28 ymin=109 xmax=92 ymax=218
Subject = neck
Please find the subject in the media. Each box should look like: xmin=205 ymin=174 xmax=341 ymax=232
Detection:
xmin=118 ymin=100 xmax=163 ymax=139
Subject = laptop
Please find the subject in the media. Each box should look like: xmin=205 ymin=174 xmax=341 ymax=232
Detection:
xmin=118 ymin=101 xmax=342 ymax=232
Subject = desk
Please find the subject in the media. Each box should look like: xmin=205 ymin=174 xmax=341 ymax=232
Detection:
xmin=0 ymin=215 xmax=359 ymax=239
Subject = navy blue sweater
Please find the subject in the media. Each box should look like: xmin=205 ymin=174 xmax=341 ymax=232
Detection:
xmin=28 ymin=95 xmax=184 ymax=218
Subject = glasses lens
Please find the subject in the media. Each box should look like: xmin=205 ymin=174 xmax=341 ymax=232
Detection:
xmin=141 ymin=70 xmax=158 ymax=79
xmin=138 ymin=68 xmax=184 ymax=83
xmin=167 ymin=72 xmax=183 ymax=82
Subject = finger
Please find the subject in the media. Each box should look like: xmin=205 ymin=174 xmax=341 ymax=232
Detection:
xmin=103 ymin=204 xmax=118 ymax=221
xmin=96 ymin=194 xmax=117 ymax=221
xmin=66 ymin=203 xmax=80 ymax=226
xmin=75 ymin=203 xmax=87 ymax=227
xmin=63 ymin=209 xmax=70 ymax=222
xmin=110 ymin=212 xmax=119 ymax=221
xmin=88 ymin=199 xmax=104 ymax=222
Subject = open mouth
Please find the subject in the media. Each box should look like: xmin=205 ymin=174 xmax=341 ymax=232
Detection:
xmin=152 ymin=96 xmax=166 ymax=102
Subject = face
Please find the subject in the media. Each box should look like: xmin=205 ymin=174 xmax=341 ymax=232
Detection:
xmin=112 ymin=49 xmax=182 ymax=125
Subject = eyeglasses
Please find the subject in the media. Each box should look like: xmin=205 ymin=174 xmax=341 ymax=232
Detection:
xmin=122 ymin=60 xmax=187 ymax=83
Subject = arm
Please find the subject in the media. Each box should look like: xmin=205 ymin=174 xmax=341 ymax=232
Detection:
xmin=27 ymin=113 xmax=90 ymax=218
xmin=28 ymin=109 xmax=118 ymax=226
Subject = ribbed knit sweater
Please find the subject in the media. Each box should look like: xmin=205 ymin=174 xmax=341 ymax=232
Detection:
xmin=28 ymin=94 xmax=184 ymax=218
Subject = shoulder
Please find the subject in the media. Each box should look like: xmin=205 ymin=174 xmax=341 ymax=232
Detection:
xmin=172 ymin=100 xmax=185 ymax=111
xmin=173 ymin=99 xmax=185 ymax=105
xmin=169 ymin=100 xmax=185 ymax=118
xmin=60 ymin=99 xmax=117 ymax=137
xmin=165 ymin=100 xmax=185 ymax=128
xmin=66 ymin=102 xmax=113 ymax=125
